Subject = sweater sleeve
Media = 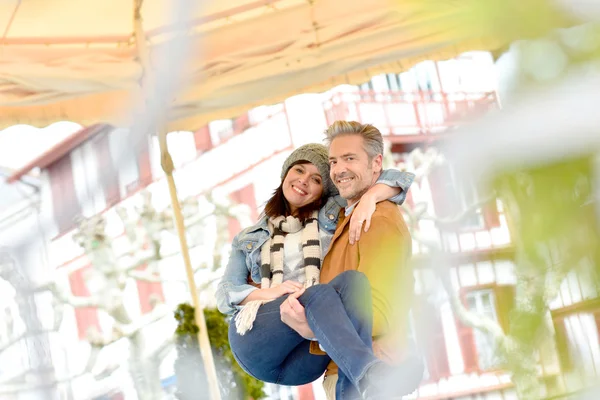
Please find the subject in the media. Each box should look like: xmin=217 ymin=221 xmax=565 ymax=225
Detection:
xmin=357 ymin=212 xmax=413 ymax=338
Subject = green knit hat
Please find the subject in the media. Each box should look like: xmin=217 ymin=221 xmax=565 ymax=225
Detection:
xmin=281 ymin=144 xmax=337 ymax=198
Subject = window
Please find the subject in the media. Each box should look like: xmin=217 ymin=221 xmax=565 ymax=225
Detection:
xmin=386 ymin=73 xmax=402 ymax=91
xmin=466 ymin=289 xmax=501 ymax=370
xmin=209 ymin=120 xmax=234 ymax=145
xmin=412 ymin=298 xmax=450 ymax=381
xmin=451 ymin=166 xmax=485 ymax=228
xmin=429 ymin=162 xmax=500 ymax=229
xmin=555 ymin=312 xmax=600 ymax=375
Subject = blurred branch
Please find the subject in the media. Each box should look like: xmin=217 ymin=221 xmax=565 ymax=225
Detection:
xmin=36 ymin=281 xmax=100 ymax=309
xmin=150 ymin=336 xmax=174 ymax=363
xmin=421 ymin=195 xmax=496 ymax=230
xmin=112 ymin=305 xmax=170 ymax=339
xmin=0 ymin=330 xmax=57 ymax=354
xmin=407 ymin=194 xmax=508 ymax=343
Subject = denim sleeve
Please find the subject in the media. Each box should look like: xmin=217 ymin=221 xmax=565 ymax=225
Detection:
xmin=377 ymin=169 xmax=415 ymax=205
xmin=215 ymin=236 xmax=259 ymax=315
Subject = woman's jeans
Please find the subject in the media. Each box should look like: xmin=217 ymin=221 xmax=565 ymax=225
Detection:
xmin=229 ymin=271 xmax=378 ymax=400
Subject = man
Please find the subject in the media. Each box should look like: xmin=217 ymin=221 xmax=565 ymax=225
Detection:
xmin=280 ymin=121 xmax=422 ymax=399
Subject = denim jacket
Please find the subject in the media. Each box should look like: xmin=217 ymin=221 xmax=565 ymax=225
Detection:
xmin=215 ymin=169 xmax=415 ymax=315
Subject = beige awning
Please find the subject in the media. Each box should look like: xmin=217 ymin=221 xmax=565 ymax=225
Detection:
xmin=0 ymin=0 xmax=567 ymax=132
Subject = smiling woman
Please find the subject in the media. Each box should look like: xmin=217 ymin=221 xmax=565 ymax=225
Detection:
xmin=263 ymin=143 xmax=334 ymax=223
xmin=282 ymin=162 xmax=324 ymax=214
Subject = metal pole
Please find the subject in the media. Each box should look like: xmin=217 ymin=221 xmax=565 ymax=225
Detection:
xmin=158 ymin=132 xmax=221 ymax=400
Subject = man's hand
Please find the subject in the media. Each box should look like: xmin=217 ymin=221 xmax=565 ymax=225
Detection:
xmin=280 ymin=288 xmax=315 ymax=339
xmin=349 ymin=193 xmax=376 ymax=245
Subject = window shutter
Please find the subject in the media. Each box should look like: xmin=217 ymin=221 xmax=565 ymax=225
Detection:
xmin=428 ymin=164 xmax=460 ymax=218
xmin=404 ymin=186 xmax=415 ymax=209
xmin=494 ymin=285 xmax=516 ymax=334
xmin=413 ymin=297 xmax=450 ymax=381
xmin=297 ymin=384 xmax=315 ymax=400
xmin=232 ymin=113 xmax=250 ymax=135
xmin=137 ymin=137 xmax=153 ymax=188
xmin=193 ymin=125 xmax=213 ymax=152
xmin=93 ymin=132 xmax=120 ymax=207
xmin=482 ymin=199 xmax=501 ymax=228
xmin=227 ymin=184 xmax=258 ymax=242
xmin=68 ymin=266 xmax=100 ymax=340
xmin=456 ymin=291 xmax=479 ymax=372
xmin=135 ymin=264 xmax=165 ymax=314
xmin=48 ymin=155 xmax=81 ymax=233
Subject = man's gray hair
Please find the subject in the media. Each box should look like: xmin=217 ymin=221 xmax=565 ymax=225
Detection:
xmin=323 ymin=121 xmax=383 ymax=160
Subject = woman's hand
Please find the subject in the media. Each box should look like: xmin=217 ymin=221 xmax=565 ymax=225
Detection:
xmin=240 ymin=280 xmax=304 ymax=304
xmin=349 ymin=193 xmax=376 ymax=244
xmin=263 ymin=280 xmax=304 ymax=301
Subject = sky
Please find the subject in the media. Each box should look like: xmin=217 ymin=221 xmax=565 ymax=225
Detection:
xmin=0 ymin=121 xmax=83 ymax=174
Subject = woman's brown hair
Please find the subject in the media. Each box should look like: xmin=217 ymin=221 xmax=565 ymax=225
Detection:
xmin=263 ymin=161 xmax=323 ymax=223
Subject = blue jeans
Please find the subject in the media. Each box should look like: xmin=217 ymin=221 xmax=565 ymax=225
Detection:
xmin=229 ymin=271 xmax=378 ymax=399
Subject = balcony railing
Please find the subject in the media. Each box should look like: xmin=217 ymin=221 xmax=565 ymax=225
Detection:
xmin=323 ymin=90 xmax=499 ymax=142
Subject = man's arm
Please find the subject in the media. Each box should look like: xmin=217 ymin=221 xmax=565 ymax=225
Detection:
xmin=357 ymin=212 xmax=413 ymax=338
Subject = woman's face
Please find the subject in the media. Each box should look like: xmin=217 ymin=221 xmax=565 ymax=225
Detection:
xmin=282 ymin=162 xmax=323 ymax=214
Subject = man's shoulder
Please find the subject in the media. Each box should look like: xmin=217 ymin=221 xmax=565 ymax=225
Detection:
xmin=373 ymin=200 xmax=403 ymax=219
xmin=371 ymin=201 xmax=410 ymax=235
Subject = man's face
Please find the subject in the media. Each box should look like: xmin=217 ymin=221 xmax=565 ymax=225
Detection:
xmin=328 ymin=134 xmax=382 ymax=205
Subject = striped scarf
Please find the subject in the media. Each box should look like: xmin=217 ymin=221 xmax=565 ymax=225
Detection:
xmin=235 ymin=211 xmax=321 ymax=335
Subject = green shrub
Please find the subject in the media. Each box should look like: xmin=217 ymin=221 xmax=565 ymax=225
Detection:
xmin=174 ymin=303 xmax=265 ymax=400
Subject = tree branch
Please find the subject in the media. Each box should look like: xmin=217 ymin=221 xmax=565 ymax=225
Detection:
xmin=112 ymin=305 xmax=170 ymax=339
xmin=35 ymin=281 xmax=100 ymax=309
xmin=0 ymin=330 xmax=57 ymax=354
xmin=413 ymin=232 xmax=507 ymax=343
xmin=406 ymin=192 xmax=508 ymax=345
xmin=418 ymin=195 xmax=496 ymax=230
xmin=150 ymin=336 xmax=174 ymax=362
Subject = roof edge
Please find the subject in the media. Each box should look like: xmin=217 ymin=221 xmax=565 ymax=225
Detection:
xmin=7 ymin=124 xmax=110 ymax=184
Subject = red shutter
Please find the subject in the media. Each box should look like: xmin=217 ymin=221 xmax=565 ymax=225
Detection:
xmin=68 ymin=266 xmax=100 ymax=340
xmin=232 ymin=113 xmax=250 ymax=135
xmin=136 ymin=264 xmax=165 ymax=314
xmin=495 ymin=285 xmax=515 ymax=334
xmin=297 ymin=384 xmax=315 ymax=400
xmin=404 ymin=186 xmax=415 ymax=209
xmin=413 ymin=296 xmax=450 ymax=381
xmin=48 ymin=155 xmax=81 ymax=233
xmin=193 ymin=125 xmax=213 ymax=152
xmin=482 ymin=199 xmax=501 ymax=228
xmin=227 ymin=184 xmax=258 ymax=242
xmin=456 ymin=291 xmax=479 ymax=373
xmin=428 ymin=164 xmax=460 ymax=219
xmin=138 ymin=137 xmax=153 ymax=188
xmin=93 ymin=132 xmax=121 ymax=207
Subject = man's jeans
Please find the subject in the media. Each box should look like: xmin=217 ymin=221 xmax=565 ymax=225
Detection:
xmin=229 ymin=271 xmax=378 ymax=399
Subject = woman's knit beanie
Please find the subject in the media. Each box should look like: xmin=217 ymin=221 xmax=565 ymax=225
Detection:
xmin=280 ymin=143 xmax=337 ymax=198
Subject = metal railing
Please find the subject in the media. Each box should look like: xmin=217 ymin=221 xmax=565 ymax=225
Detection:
xmin=324 ymin=90 xmax=499 ymax=141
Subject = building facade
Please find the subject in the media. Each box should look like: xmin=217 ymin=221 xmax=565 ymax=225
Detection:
xmin=1 ymin=51 xmax=598 ymax=399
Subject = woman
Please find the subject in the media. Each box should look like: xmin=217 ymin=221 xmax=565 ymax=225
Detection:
xmin=216 ymin=144 xmax=413 ymax=398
